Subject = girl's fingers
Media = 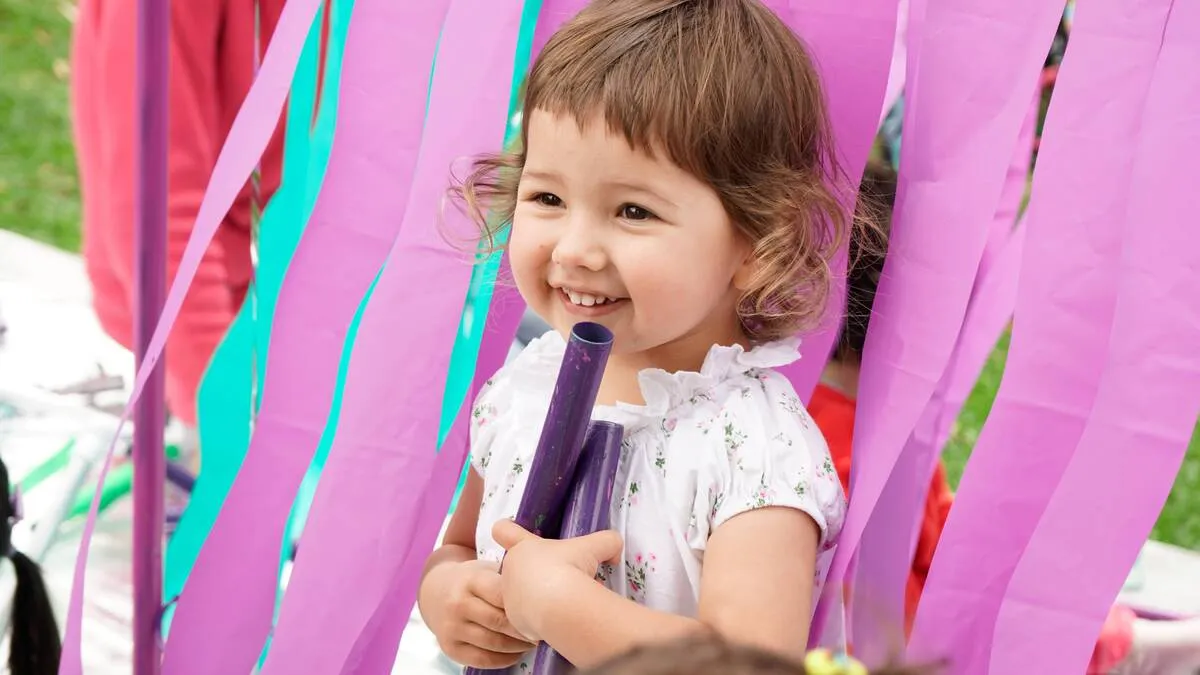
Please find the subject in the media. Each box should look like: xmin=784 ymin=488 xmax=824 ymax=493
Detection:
xmin=468 ymin=566 xmax=506 ymax=610
xmin=462 ymin=622 xmax=537 ymax=654
xmin=466 ymin=597 xmax=535 ymax=644
xmin=448 ymin=641 xmax=526 ymax=669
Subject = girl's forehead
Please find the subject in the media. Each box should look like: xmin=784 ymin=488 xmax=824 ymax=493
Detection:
xmin=524 ymin=109 xmax=670 ymax=167
xmin=523 ymin=111 xmax=693 ymax=187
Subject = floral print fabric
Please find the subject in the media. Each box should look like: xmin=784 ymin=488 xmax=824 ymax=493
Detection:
xmin=469 ymin=332 xmax=846 ymax=663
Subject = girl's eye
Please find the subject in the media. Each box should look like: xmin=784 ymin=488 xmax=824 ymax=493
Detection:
xmin=532 ymin=192 xmax=563 ymax=207
xmin=619 ymin=204 xmax=655 ymax=221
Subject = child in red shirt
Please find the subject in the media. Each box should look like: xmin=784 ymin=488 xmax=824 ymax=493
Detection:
xmin=70 ymin=0 xmax=288 ymax=429
xmin=809 ymin=160 xmax=955 ymax=630
xmin=814 ymin=159 xmax=1136 ymax=672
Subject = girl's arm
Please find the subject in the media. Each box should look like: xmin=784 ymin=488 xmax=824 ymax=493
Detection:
xmin=421 ymin=470 xmax=483 ymax=583
xmin=501 ymin=506 xmax=820 ymax=668
xmin=696 ymin=507 xmax=820 ymax=660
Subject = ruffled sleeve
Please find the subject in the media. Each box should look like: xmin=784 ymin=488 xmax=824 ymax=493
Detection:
xmin=696 ymin=368 xmax=846 ymax=550
xmin=468 ymin=372 xmax=507 ymax=476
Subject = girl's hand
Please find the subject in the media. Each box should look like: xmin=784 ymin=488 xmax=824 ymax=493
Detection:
xmin=420 ymin=558 xmax=537 ymax=668
xmin=492 ymin=519 xmax=624 ymax=641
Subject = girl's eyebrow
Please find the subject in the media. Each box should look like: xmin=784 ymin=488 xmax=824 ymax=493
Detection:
xmin=521 ymin=169 xmax=562 ymax=182
xmin=603 ymin=179 xmax=679 ymax=209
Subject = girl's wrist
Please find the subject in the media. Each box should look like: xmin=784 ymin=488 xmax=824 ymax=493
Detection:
xmin=523 ymin=564 xmax=592 ymax=640
xmin=418 ymin=547 xmax=474 ymax=624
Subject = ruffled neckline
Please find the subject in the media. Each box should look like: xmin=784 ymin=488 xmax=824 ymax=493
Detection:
xmin=513 ymin=330 xmax=802 ymax=430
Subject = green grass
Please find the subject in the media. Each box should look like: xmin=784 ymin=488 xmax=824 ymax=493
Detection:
xmin=0 ymin=0 xmax=81 ymax=250
xmin=3 ymin=1 xmax=1197 ymax=550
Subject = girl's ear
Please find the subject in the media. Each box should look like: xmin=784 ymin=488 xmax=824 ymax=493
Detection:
xmin=731 ymin=244 xmax=758 ymax=293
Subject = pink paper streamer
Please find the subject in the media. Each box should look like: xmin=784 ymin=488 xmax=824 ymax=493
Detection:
xmin=907 ymin=0 xmax=1177 ymax=669
xmin=931 ymin=221 xmax=1026 ymax=455
xmin=56 ymin=2 xmax=322 ymax=672
xmin=811 ymin=0 xmax=1066 ymax=649
xmin=880 ymin=0 xmax=908 ymax=124
xmin=990 ymin=6 xmax=1199 ymax=672
xmin=843 ymin=91 xmax=1036 ymax=653
xmin=314 ymin=9 xmax=585 ymax=668
xmin=322 ymin=6 xmax=591 ymax=666
xmin=335 ymin=416 xmax=472 ymax=675
xmin=772 ymin=0 xmax=899 ymax=404
xmin=429 ymin=0 xmax=588 ymax=546
xmin=926 ymin=88 xmax=1038 ymax=457
xmin=254 ymin=2 xmax=525 ymax=672
xmin=158 ymin=2 xmax=453 ymax=672
xmin=847 ymin=89 xmax=1036 ymax=658
xmin=457 ymin=0 xmax=592 ymax=394
xmin=974 ymin=90 xmax=1037 ymax=293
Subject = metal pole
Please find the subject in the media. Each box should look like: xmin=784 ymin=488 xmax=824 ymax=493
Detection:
xmin=134 ymin=0 xmax=169 ymax=671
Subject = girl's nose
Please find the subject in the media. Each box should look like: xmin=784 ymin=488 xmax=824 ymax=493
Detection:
xmin=551 ymin=216 xmax=607 ymax=272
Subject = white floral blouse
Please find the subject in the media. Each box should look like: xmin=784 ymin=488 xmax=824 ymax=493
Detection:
xmin=469 ymin=331 xmax=846 ymax=662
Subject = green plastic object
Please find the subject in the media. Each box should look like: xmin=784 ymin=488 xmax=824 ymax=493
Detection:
xmin=65 ymin=441 xmax=182 ymax=519
xmin=16 ymin=434 xmax=181 ymax=521
xmin=17 ymin=439 xmax=75 ymax=493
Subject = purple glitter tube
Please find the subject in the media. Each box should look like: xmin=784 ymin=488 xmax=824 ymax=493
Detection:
xmin=530 ymin=420 xmax=625 ymax=675
xmin=513 ymin=322 xmax=614 ymax=537
xmin=464 ymin=322 xmax=613 ymax=675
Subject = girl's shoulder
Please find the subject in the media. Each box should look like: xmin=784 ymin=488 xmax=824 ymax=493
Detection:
xmin=624 ymin=337 xmax=811 ymax=431
xmin=473 ymin=331 xmax=565 ymax=409
xmin=468 ymin=331 xmax=565 ymax=463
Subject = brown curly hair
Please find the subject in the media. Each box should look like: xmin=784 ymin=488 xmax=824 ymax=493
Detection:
xmin=451 ymin=0 xmax=866 ymax=342
xmin=577 ymin=633 xmax=935 ymax=675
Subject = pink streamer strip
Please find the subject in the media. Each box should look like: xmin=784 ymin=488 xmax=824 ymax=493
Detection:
xmin=269 ymin=6 xmax=586 ymax=671
xmin=931 ymin=221 xmax=1026 ymax=456
xmin=907 ymin=0 xmax=1178 ymax=669
xmin=772 ymin=0 xmax=898 ymax=405
xmin=989 ymin=5 xmax=1199 ymax=671
xmin=441 ymin=0 xmax=589 ymax=524
xmin=56 ymin=2 xmax=322 ymax=672
xmin=843 ymin=91 xmax=1037 ymax=660
xmin=255 ymin=2 xmax=525 ymax=672
xmin=973 ymin=91 xmax=1037 ymax=295
xmin=158 ymin=2 xmax=453 ymax=672
xmin=318 ymin=8 xmax=587 ymax=668
xmin=811 ymin=0 xmax=1065 ymax=648
xmin=879 ymin=0 xmax=908 ymax=125
xmin=924 ymin=90 xmax=1038 ymax=461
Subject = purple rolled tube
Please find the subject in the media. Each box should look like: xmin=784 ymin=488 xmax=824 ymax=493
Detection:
xmin=530 ymin=420 xmax=625 ymax=675
xmin=510 ymin=321 xmax=613 ymax=537
xmin=464 ymin=322 xmax=613 ymax=675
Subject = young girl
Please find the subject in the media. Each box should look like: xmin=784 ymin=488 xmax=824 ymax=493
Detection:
xmin=419 ymin=0 xmax=853 ymax=669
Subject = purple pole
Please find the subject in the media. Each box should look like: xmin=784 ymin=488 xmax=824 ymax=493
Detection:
xmin=510 ymin=322 xmax=614 ymax=539
xmin=133 ymin=0 xmax=169 ymax=672
xmin=465 ymin=322 xmax=613 ymax=675
xmin=531 ymin=420 xmax=624 ymax=675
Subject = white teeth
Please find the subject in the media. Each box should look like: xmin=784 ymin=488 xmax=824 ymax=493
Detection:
xmin=564 ymin=289 xmax=614 ymax=307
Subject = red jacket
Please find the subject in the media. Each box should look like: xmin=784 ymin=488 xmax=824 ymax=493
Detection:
xmin=71 ymin=0 xmax=287 ymax=425
xmin=808 ymin=383 xmax=957 ymax=630
xmin=808 ymin=384 xmax=1134 ymax=670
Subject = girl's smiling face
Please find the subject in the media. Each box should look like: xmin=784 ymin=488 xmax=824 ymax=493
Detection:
xmin=508 ymin=110 xmax=754 ymax=373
